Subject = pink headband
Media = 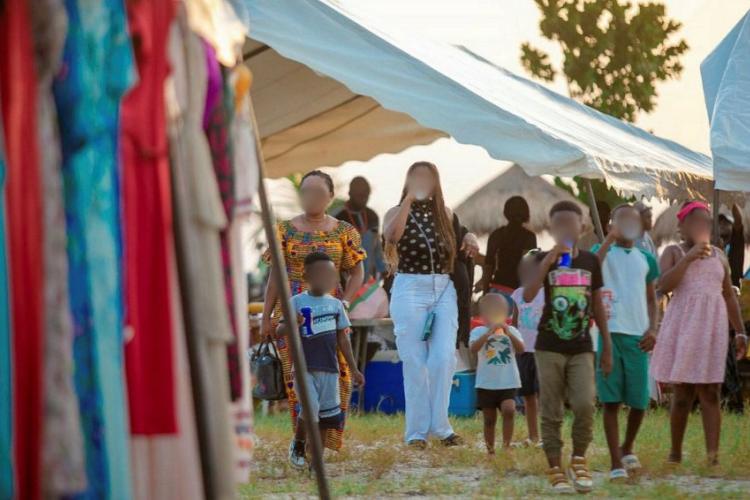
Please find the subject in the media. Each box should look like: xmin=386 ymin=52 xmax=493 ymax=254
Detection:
xmin=677 ymin=201 xmax=709 ymax=222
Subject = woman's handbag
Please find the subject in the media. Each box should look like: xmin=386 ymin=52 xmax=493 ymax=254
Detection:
xmin=250 ymin=339 xmax=287 ymax=401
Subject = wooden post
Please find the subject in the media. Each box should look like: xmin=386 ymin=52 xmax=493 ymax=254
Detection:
xmin=584 ymin=179 xmax=605 ymax=242
xmin=248 ymin=97 xmax=332 ymax=500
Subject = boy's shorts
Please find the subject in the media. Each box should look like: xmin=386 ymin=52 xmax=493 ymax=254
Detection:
xmin=596 ymin=332 xmax=649 ymax=410
xmin=516 ymin=352 xmax=539 ymax=397
xmin=476 ymin=388 xmax=517 ymax=409
xmin=294 ymin=370 xmax=342 ymax=425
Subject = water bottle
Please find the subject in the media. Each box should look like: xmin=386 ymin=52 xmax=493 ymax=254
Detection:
xmin=300 ymin=306 xmax=314 ymax=337
xmin=558 ymin=240 xmax=573 ymax=268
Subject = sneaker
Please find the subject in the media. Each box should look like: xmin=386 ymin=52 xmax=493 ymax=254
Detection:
xmin=407 ymin=439 xmax=428 ymax=450
xmin=288 ymin=439 xmax=306 ymax=469
xmin=621 ymin=454 xmax=642 ymax=471
xmin=566 ymin=456 xmax=593 ymax=493
xmin=440 ymin=434 xmax=464 ymax=447
xmin=609 ymin=468 xmax=628 ymax=482
xmin=546 ymin=466 xmax=575 ymax=494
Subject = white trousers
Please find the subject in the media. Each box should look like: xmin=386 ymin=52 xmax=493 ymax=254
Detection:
xmin=390 ymin=273 xmax=458 ymax=442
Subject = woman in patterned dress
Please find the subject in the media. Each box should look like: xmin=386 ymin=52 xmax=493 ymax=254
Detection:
xmin=261 ymin=170 xmax=365 ymax=450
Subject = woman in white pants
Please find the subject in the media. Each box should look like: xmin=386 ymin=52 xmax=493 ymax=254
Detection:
xmin=384 ymin=162 xmax=479 ymax=448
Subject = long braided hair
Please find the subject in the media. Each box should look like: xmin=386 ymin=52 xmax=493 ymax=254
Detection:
xmin=386 ymin=162 xmax=456 ymax=273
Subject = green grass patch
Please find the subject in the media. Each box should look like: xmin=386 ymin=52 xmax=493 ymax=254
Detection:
xmin=239 ymin=408 xmax=750 ymax=498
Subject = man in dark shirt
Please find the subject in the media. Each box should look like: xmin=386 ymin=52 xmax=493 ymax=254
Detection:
xmin=481 ymin=196 xmax=537 ymax=293
xmin=334 ymin=177 xmax=385 ymax=280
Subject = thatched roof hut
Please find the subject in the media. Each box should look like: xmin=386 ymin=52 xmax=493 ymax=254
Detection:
xmin=455 ymin=165 xmax=590 ymax=236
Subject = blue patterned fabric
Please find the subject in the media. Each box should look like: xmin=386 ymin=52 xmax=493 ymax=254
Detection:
xmin=54 ymin=0 xmax=136 ymax=498
xmin=0 ymin=100 xmax=13 ymax=500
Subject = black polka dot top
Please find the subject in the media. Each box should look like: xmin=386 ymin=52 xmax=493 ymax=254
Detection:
xmin=397 ymin=200 xmax=449 ymax=274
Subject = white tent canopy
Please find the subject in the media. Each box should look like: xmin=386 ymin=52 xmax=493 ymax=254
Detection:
xmin=244 ymin=39 xmax=445 ymax=177
xmin=701 ymin=9 xmax=750 ymax=193
xmin=245 ymin=0 xmax=713 ymax=200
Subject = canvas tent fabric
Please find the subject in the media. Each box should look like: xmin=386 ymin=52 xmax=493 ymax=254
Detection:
xmin=701 ymin=9 xmax=750 ymax=193
xmin=244 ymin=0 xmax=713 ymax=200
xmin=243 ymin=39 xmax=445 ymax=177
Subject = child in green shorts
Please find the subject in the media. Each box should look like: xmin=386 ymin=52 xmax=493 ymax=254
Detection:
xmin=593 ymin=203 xmax=659 ymax=481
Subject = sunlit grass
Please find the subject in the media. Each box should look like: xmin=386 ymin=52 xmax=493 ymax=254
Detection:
xmin=239 ymin=408 xmax=750 ymax=498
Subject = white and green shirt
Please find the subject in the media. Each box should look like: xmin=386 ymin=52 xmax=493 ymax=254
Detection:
xmin=591 ymin=243 xmax=659 ymax=336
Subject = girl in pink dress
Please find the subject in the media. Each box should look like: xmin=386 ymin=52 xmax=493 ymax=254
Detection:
xmin=651 ymin=201 xmax=746 ymax=465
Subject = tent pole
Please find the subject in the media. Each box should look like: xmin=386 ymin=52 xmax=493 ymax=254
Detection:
xmin=712 ymin=183 xmax=721 ymax=245
xmin=584 ymin=179 xmax=605 ymax=242
xmin=247 ymin=96 xmax=332 ymax=500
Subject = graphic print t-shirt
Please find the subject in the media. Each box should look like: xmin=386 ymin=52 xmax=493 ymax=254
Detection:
xmin=470 ymin=325 xmax=523 ymax=390
xmin=289 ymin=292 xmax=351 ymax=373
xmin=534 ymin=250 xmax=603 ymax=354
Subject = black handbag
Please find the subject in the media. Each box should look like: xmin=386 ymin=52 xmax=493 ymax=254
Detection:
xmin=250 ymin=339 xmax=287 ymax=401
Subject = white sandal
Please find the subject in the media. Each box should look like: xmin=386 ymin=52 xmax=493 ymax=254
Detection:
xmin=622 ymin=454 xmax=642 ymax=471
xmin=609 ymin=468 xmax=628 ymax=481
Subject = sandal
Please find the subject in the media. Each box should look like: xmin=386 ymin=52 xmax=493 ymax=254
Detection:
xmin=622 ymin=454 xmax=642 ymax=471
xmin=609 ymin=468 xmax=628 ymax=482
xmin=546 ymin=466 xmax=575 ymax=494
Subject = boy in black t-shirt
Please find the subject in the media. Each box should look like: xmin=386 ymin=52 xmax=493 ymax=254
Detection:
xmin=523 ymin=201 xmax=613 ymax=494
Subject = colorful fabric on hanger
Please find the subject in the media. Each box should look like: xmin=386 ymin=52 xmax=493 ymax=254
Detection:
xmin=122 ymin=0 xmax=178 ymax=436
xmin=0 ymin=92 xmax=13 ymax=500
xmin=169 ymin=12 xmax=235 ymax=497
xmin=0 ymin=1 xmax=45 ymax=497
xmin=31 ymin=0 xmax=88 ymax=494
xmin=53 ymin=0 xmax=136 ymax=497
xmin=203 ymin=42 xmax=242 ymax=401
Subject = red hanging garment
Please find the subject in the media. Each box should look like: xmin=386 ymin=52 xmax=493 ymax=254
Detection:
xmin=0 ymin=0 xmax=45 ymax=497
xmin=122 ymin=0 xmax=178 ymax=434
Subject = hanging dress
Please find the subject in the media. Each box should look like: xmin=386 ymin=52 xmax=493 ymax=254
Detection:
xmin=0 ymin=1 xmax=45 ymax=497
xmin=127 ymin=7 xmax=206 ymax=499
xmin=202 ymin=42 xmax=242 ymax=402
xmin=121 ymin=0 xmax=178 ymax=436
xmin=53 ymin=0 xmax=137 ymax=497
xmin=228 ymin=65 xmax=258 ymax=481
xmin=0 ymin=87 xmax=13 ymax=500
xmin=31 ymin=0 xmax=88 ymax=494
xmin=168 ymin=11 xmax=235 ymax=499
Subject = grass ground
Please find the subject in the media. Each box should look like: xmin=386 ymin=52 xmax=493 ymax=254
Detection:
xmin=240 ymin=408 xmax=750 ymax=498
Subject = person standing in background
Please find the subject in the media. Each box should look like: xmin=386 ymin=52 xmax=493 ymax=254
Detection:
xmin=335 ymin=177 xmax=386 ymax=281
xmin=634 ymin=201 xmax=658 ymax=256
xmin=481 ymin=196 xmax=537 ymax=295
xmin=717 ymin=204 xmax=745 ymax=287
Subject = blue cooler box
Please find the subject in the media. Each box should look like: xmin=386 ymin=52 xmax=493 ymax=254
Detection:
xmin=449 ymin=370 xmax=477 ymax=417
xmin=351 ymin=351 xmax=405 ymax=414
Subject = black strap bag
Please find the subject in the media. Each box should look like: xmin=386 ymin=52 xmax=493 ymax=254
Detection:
xmin=250 ymin=339 xmax=287 ymax=401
